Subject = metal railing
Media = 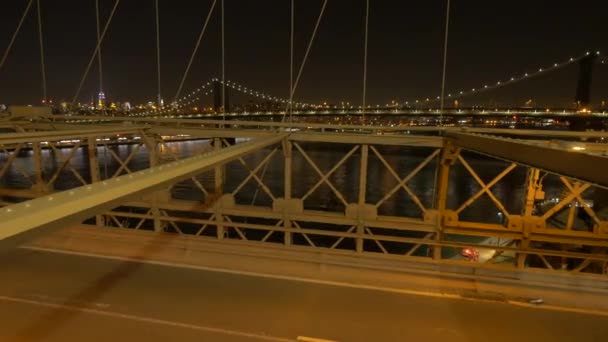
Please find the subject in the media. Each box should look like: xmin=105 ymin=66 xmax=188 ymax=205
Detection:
xmin=1 ymin=122 xmax=608 ymax=278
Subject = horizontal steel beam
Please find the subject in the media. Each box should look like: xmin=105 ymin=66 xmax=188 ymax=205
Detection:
xmin=149 ymin=127 xmax=276 ymax=139
xmin=0 ymin=189 xmax=43 ymax=198
xmin=0 ymin=133 xmax=288 ymax=245
xmin=447 ymin=132 xmax=608 ymax=187
xmin=20 ymin=122 xmax=440 ymax=145
xmin=289 ymin=132 xmax=443 ymax=147
xmin=51 ymin=114 xmax=438 ymax=132
xmin=119 ymin=199 xmax=608 ymax=247
xmin=455 ymin=127 xmax=608 ymax=139
xmin=19 ymin=123 xmax=276 ymax=139
xmin=48 ymin=114 xmax=608 ymax=139
xmin=0 ymin=127 xmax=148 ymax=145
xmin=21 ymin=122 xmax=147 ymax=132
xmin=97 ymin=209 xmax=608 ymax=261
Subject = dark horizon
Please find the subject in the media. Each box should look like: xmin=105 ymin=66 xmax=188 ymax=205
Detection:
xmin=0 ymin=0 xmax=607 ymax=107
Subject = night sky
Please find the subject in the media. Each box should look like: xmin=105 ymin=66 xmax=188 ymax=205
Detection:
xmin=0 ymin=0 xmax=606 ymax=107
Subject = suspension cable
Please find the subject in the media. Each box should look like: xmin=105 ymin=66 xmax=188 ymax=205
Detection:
xmin=155 ymin=0 xmax=162 ymax=107
xmin=95 ymin=0 xmax=103 ymax=94
xmin=36 ymin=0 xmax=47 ymax=103
xmin=361 ymin=0 xmax=369 ymax=124
xmin=288 ymin=0 xmax=294 ymax=125
xmin=221 ymin=0 xmax=226 ymax=119
xmin=0 ymin=0 xmax=34 ymax=73
xmin=283 ymin=0 xmax=327 ymax=123
xmin=174 ymin=0 xmax=217 ymax=103
xmin=439 ymin=0 xmax=451 ymax=126
xmin=72 ymin=0 xmax=120 ymax=106
xmin=291 ymin=0 xmax=327 ymax=100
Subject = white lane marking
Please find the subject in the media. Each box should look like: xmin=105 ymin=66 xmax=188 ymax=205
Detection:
xmin=28 ymin=293 xmax=110 ymax=309
xmin=0 ymin=295 xmax=295 ymax=342
xmin=297 ymin=336 xmax=338 ymax=342
xmin=21 ymin=246 xmax=608 ymax=317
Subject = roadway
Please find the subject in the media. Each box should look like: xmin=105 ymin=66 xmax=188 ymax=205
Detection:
xmin=0 ymin=248 xmax=606 ymax=341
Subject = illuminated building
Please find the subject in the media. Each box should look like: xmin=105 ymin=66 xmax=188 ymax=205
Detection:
xmin=97 ymin=91 xmax=106 ymax=109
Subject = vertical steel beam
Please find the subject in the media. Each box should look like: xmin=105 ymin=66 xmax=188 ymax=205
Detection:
xmin=87 ymin=137 xmax=104 ymax=226
xmin=523 ymin=168 xmax=540 ymax=217
xmin=518 ymin=167 xmax=540 ymax=268
xmin=566 ymin=201 xmax=577 ymax=231
xmin=283 ymin=139 xmax=292 ymax=246
xmin=213 ymin=138 xmax=224 ymax=196
xmin=214 ymin=138 xmax=225 ymax=239
xmin=31 ymin=141 xmax=47 ymax=194
xmin=433 ymin=142 xmax=457 ymax=260
xmin=357 ymin=144 xmax=369 ymax=253
xmin=144 ymin=135 xmax=166 ymax=232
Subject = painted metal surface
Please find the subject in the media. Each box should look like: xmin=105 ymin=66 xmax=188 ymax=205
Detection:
xmin=1 ymin=121 xmax=607 ymax=280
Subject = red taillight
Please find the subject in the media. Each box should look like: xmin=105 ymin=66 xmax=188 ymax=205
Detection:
xmin=461 ymin=248 xmax=479 ymax=261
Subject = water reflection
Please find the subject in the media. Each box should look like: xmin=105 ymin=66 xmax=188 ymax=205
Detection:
xmin=3 ymin=140 xmax=603 ymax=226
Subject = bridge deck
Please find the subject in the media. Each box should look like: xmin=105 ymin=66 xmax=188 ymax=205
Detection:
xmin=0 ymin=248 xmax=606 ymax=341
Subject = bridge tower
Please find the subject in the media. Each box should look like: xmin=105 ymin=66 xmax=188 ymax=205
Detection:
xmin=574 ymin=53 xmax=598 ymax=109
xmin=213 ymin=80 xmax=230 ymax=113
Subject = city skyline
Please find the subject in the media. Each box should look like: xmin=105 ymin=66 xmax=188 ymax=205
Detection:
xmin=0 ymin=0 xmax=607 ymax=107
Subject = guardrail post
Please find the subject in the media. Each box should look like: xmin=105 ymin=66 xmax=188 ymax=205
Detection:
xmin=357 ymin=144 xmax=369 ymax=253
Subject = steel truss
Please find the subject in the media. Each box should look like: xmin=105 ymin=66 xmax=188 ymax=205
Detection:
xmin=1 ymin=124 xmax=608 ymax=278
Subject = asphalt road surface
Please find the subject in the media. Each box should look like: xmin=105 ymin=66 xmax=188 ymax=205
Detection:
xmin=0 ymin=248 xmax=606 ymax=341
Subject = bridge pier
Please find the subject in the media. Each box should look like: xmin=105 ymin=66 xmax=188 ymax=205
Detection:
xmin=575 ymin=53 xmax=598 ymax=108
